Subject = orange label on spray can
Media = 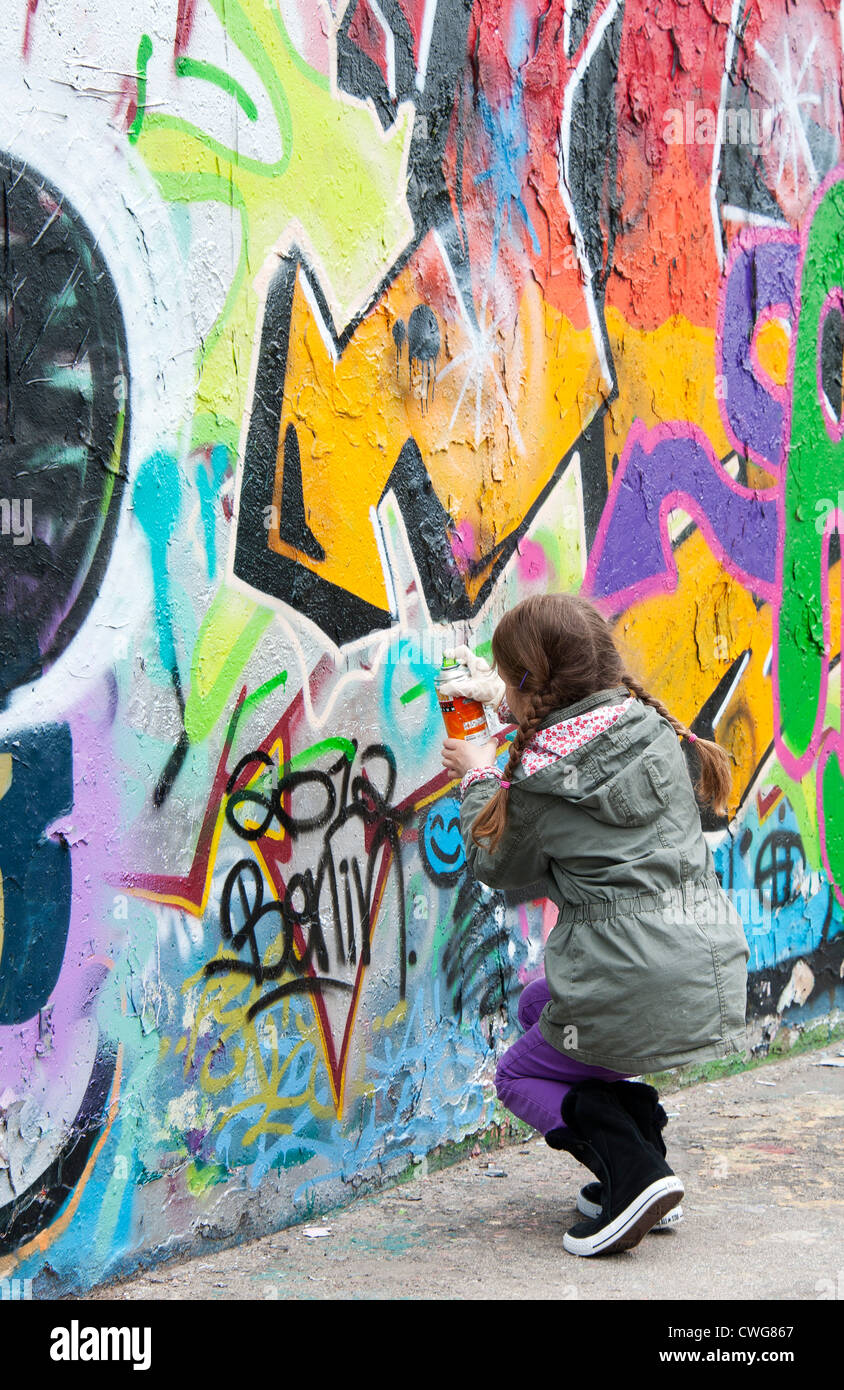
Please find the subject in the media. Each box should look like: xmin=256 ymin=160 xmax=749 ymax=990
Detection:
xmin=438 ymin=694 xmax=489 ymax=742
xmin=435 ymin=660 xmax=490 ymax=743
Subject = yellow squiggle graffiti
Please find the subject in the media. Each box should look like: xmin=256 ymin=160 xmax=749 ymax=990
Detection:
xmin=181 ymin=968 xmax=335 ymax=1146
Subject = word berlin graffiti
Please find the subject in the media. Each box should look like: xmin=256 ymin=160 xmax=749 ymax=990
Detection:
xmin=211 ymin=740 xmax=410 ymax=1020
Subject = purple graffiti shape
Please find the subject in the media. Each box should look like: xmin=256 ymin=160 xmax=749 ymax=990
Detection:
xmin=583 ymin=420 xmax=779 ymax=612
xmin=718 ymin=230 xmax=800 ymax=473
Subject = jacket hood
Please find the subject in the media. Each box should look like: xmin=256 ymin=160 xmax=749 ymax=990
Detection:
xmin=512 ymin=688 xmax=681 ymax=829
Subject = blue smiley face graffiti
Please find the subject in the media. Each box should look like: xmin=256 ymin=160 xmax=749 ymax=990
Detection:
xmin=420 ymin=797 xmax=466 ymax=884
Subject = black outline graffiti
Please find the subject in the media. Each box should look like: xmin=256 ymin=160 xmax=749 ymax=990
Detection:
xmin=232 ymin=249 xmax=610 ymax=645
xmin=0 ymin=152 xmax=130 ymax=699
xmin=206 ymin=742 xmax=414 ymax=1016
xmin=0 ymin=1047 xmax=116 ymax=1255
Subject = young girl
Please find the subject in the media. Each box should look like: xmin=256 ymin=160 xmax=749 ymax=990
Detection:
xmin=441 ymin=593 xmax=749 ymax=1257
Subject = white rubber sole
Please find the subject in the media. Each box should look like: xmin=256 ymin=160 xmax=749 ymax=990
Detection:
xmin=577 ymin=1185 xmax=684 ymax=1229
xmin=564 ymin=1177 xmax=685 ymax=1256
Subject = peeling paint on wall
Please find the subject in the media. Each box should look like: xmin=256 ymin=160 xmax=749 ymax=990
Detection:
xmin=0 ymin=0 xmax=842 ymax=1293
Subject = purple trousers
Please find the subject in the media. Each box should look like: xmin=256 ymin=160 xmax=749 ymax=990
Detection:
xmin=495 ymin=978 xmax=630 ymax=1135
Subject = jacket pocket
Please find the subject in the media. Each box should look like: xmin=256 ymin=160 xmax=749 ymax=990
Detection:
xmin=602 ymin=754 xmax=670 ymax=827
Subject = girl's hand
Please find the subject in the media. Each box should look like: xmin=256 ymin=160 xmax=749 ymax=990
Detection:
xmin=441 ymin=737 xmax=499 ymax=779
xmin=439 ymin=646 xmax=506 ymax=708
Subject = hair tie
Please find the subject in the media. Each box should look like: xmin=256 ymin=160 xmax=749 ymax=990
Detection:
xmin=685 ymin=732 xmax=697 ymax=744
xmin=499 ymin=780 xmax=511 ymax=789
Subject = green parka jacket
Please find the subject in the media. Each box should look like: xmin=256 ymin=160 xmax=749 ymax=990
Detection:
xmin=459 ymin=685 xmax=749 ymax=1074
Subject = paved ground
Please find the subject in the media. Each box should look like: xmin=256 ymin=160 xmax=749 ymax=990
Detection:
xmin=85 ymin=1042 xmax=843 ymax=1302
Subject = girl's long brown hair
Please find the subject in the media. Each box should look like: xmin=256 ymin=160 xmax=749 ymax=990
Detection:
xmin=471 ymin=593 xmax=733 ymax=850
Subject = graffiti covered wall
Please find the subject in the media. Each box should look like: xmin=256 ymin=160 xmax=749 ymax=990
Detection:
xmin=1 ymin=0 xmax=843 ymax=1291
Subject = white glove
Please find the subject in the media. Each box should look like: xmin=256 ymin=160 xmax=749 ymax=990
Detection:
xmin=438 ymin=645 xmax=506 ymax=709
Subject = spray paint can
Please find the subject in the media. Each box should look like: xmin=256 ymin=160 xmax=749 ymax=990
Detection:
xmin=435 ymin=657 xmax=490 ymax=743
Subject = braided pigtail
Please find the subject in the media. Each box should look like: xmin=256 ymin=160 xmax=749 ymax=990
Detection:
xmin=622 ymin=672 xmax=733 ymax=815
xmin=471 ymin=687 xmax=563 ymax=851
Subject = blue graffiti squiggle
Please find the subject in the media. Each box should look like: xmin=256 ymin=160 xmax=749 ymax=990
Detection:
xmin=714 ymin=796 xmax=844 ymax=972
xmin=210 ymin=982 xmax=496 ymax=1201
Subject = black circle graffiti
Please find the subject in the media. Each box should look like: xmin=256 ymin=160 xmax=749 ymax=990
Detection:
xmin=753 ymin=830 xmax=805 ymax=908
xmin=407 ymin=304 xmax=440 ymax=364
xmin=0 ymin=153 xmax=130 ymax=697
xmin=407 ymin=303 xmax=440 ymax=406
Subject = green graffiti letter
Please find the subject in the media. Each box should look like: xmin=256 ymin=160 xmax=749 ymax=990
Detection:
xmin=777 ymin=179 xmax=844 ymax=768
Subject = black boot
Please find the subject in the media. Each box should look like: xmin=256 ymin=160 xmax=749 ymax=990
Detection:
xmin=576 ymin=1081 xmax=683 ymax=1229
xmin=558 ymin=1080 xmax=684 ymax=1256
xmin=612 ymin=1080 xmax=668 ymax=1155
